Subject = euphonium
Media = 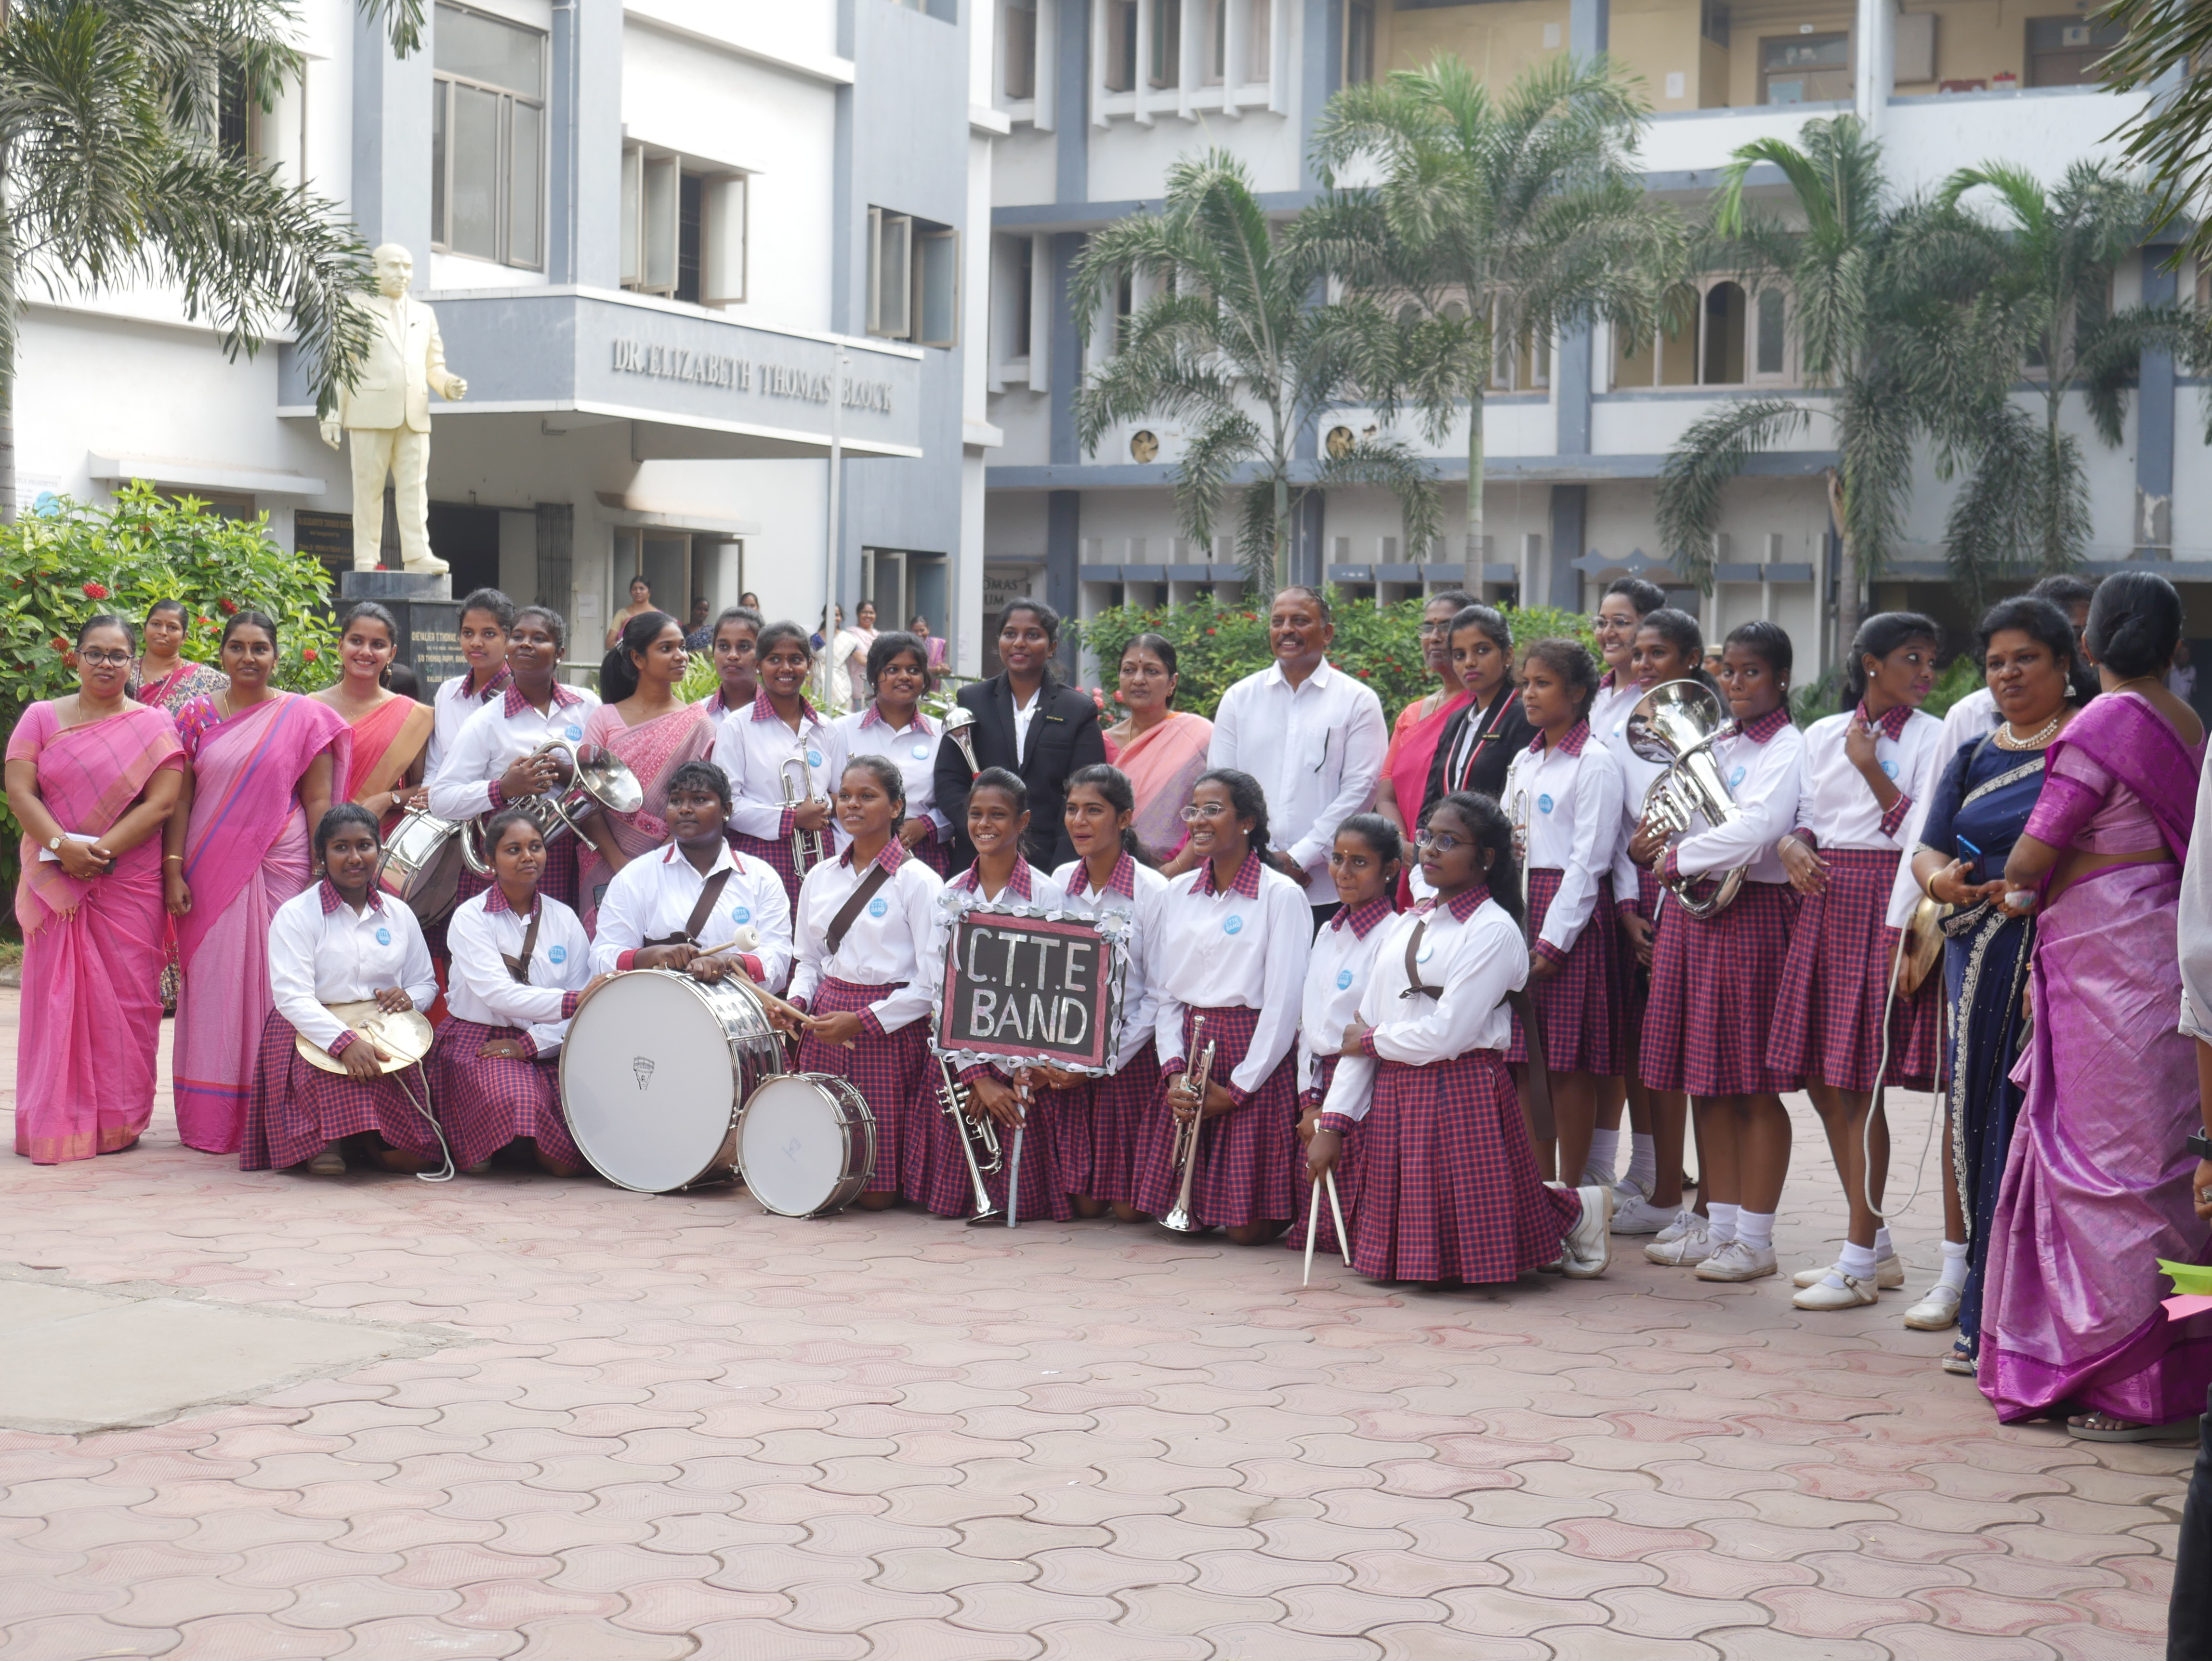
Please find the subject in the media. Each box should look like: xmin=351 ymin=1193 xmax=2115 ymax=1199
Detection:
xmin=1624 ymin=678 xmax=1750 ymax=921
xmin=460 ymin=741 xmax=643 ymax=876
xmin=782 ymin=754 xmax=830 ymax=877
xmin=1158 ymin=1014 xmax=1215 ymax=1234
xmin=936 ymin=1054 xmax=1006 ymax=1225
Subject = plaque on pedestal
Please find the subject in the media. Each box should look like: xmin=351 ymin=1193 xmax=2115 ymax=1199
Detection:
xmin=339 ymin=571 xmax=463 ymax=692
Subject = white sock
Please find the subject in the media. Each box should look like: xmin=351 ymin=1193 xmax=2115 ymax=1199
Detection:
xmin=1873 ymin=1225 xmax=1894 ymax=1261
xmin=1736 ymin=1210 xmax=1775 ymax=1253
xmin=1838 ymin=1241 xmax=1879 ymax=1282
xmin=1707 ymin=1202 xmax=1739 ymax=1246
xmin=1586 ymin=1128 xmax=1620 ymax=1183
xmin=1936 ymin=1238 xmax=1969 ymax=1292
xmin=1627 ymin=1133 xmax=1658 ymax=1190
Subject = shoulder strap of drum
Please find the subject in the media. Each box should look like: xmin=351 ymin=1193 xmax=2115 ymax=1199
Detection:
xmin=826 ymin=862 xmax=895 ymax=957
xmin=500 ymin=907 xmax=543 ymax=985
xmin=1401 ymin=920 xmax=1445 ymax=1000
xmin=644 ymin=868 xmax=735 ymax=950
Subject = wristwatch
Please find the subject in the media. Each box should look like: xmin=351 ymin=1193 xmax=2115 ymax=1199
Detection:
xmin=45 ymin=834 xmax=62 ymax=852
xmin=2190 ymin=1131 xmax=2212 ymax=1160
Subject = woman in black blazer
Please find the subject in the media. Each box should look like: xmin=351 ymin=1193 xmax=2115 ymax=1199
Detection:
xmin=934 ymin=598 xmax=1107 ymax=871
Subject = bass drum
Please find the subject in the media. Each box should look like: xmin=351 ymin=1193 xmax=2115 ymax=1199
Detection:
xmin=559 ymin=969 xmax=785 ymax=1193
xmin=736 ymin=1073 xmax=876 ymax=1218
xmin=378 ymin=807 xmax=464 ymax=925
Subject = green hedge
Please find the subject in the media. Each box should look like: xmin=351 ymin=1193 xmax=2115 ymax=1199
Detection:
xmin=1073 ymin=593 xmax=1599 ymax=721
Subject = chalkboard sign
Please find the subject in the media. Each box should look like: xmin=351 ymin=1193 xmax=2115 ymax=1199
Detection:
xmin=933 ymin=905 xmax=1131 ymax=1075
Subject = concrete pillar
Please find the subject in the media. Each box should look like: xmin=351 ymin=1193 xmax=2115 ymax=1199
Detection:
xmin=549 ymin=0 xmax=625 ymax=290
xmin=1549 ymin=485 xmax=1586 ymax=612
xmin=2137 ymin=245 xmax=2177 ymax=557
xmin=1046 ymin=489 xmax=1081 ymax=675
xmin=351 ymin=10 xmax=435 ymax=265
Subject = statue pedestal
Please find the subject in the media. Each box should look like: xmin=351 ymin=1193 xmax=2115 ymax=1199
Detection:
xmin=340 ymin=571 xmax=463 ymax=691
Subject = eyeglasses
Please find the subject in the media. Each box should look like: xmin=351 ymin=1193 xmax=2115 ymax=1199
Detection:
xmin=1179 ymin=803 xmax=1233 ymax=823
xmin=1413 ymin=830 xmax=1464 ymax=853
xmin=1416 ymin=620 xmax=1449 ymax=636
xmin=77 ymin=649 xmax=131 ymax=667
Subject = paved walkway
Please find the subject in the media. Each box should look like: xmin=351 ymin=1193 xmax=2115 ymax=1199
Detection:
xmin=0 ymin=988 xmax=2189 ymax=1658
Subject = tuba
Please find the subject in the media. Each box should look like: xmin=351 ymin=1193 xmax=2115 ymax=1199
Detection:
xmin=1625 ymin=679 xmax=1749 ymax=921
xmin=461 ymin=741 xmax=644 ymax=875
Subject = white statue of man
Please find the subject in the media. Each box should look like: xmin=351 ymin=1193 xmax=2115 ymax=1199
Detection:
xmin=320 ymin=243 xmax=467 ymax=575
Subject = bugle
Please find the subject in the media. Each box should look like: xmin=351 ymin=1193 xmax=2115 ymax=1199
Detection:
xmin=1158 ymin=1014 xmax=1216 ymax=1234
xmin=782 ymin=754 xmax=831 ymax=878
xmin=936 ymin=1055 xmax=1007 ymax=1225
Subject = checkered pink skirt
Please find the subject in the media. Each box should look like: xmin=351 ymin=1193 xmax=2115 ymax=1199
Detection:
xmin=427 ymin=1017 xmax=585 ymax=1171
xmin=1767 ymin=847 xmax=1939 ymax=1093
xmin=917 ymin=1067 xmax=1074 ymax=1221
xmin=1346 ymin=1051 xmax=1580 ymax=1284
xmin=1610 ymin=870 xmax=1659 ymax=1066
xmin=1132 ymin=1004 xmax=1302 ymax=1229
xmin=240 ymin=1009 xmax=442 ymax=1172
xmin=1507 ymin=867 xmax=1625 ymax=1077
xmin=1053 ymin=1042 xmax=1162 ymax=1207
xmin=1288 ymin=1053 xmax=1358 ymax=1255
xmin=1641 ymin=880 xmax=1801 ymax=1096
xmin=794 ymin=978 xmax=930 ymax=1198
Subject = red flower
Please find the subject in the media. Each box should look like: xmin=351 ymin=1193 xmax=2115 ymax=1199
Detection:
xmin=50 ymin=636 xmax=67 ymax=652
xmin=197 ymin=616 xmax=214 ymax=627
xmin=1205 ymin=628 xmax=1217 ymax=636
xmin=302 ymin=647 xmax=319 ymax=662
xmin=81 ymin=581 xmax=108 ymax=600
xmin=218 ymin=597 xmax=237 ymax=615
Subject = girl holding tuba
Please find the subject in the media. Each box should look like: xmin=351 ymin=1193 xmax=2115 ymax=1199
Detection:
xmin=710 ymin=620 xmax=847 ymax=912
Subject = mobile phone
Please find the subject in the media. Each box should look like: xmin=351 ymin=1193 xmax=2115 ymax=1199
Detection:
xmin=1954 ymin=835 xmax=1983 ymax=882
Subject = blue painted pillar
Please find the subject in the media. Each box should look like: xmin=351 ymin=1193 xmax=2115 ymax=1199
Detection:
xmin=1549 ymin=485 xmax=1587 ymax=610
xmin=1046 ymin=490 xmax=1081 ymax=675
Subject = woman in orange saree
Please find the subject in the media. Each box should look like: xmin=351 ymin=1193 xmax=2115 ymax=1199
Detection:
xmin=1101 ymin=633 xmax=1212 ymax=871
xmin=311 ymin=602 xmax=435 ymax=826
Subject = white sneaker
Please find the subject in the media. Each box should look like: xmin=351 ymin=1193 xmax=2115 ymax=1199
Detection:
xmin=1610 ymin=1172 xmax=1654 ymax=1209
xmin=1791 ymin=1253 xmax=1903 ymax=1291
xmin=1644 ymin=1214 xmax=1714 ymax=1266
xmin=1610 ymin=1196 xmax=1676 ymax=1236
xmin=1792 ymin=1271 xmax=1881 ymax=1311
xmin=1903 ymin=1280 xmax=1963 ymax=1331
xmin=1695 ymin=1239 xmax=1778 ymax=1281
xmin=1560 ymin=1185 xmax=1613 ymax=1278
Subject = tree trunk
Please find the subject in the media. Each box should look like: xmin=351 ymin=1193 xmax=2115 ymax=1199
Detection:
xmin=1465 ymin=383 xmax=1486 ymax=581
xmin=1273 ymin=473 xmax=1290 ymax=591
xmin=1826 ymin=466 xmax=1859 ymax=666
xmin=0 ymin=367 xmax=14 ymax=526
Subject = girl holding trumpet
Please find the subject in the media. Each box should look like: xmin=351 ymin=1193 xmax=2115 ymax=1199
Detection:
xmin=1136 ymin=768 xmax=1310 ymax=1245
xmin=925 ymin=767 xmax=1069 ymax=1222
xmin=710 ymin=620 xmax=847 ymax=912
xmin=1307 ymin=792 xmax=1614 ymax=1283
xmin=779 ymin=755 xmax=946 ymax=1210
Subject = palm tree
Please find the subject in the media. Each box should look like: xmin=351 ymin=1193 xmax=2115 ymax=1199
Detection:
xmin=1304 ymin=53 xmax=1685 ymax=568
xmin=0 ymin=0 xmax=427 ymax=520
xmin=1073 ymin=149 xmax=1438 ymax=589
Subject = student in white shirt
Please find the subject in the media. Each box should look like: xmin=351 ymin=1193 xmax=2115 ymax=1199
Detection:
xmin=427 ymin=606 xmax=618 ymax=917
xmin=1771 ymin=613 xmax=1948 ymax=1312
xmin=834 ymin=632 xmax=953 ymax=877
xmin=1499 ymin=639 xmax=1626 ymax=1192
xmin=1307 ymin=791 xmax=1612 ymax=1282
xmin=709 ymin=619 xmax=846 ymax=911
xmin=1206 ymin=587 xmax=1388 ymax=929
xmin=781 ymin=754 xmax=947 ymax=1210
xmin=424 ymin=588 xmax=514 ymax=779
xmin=242 ymin=805 xmax=441 ymax=1176
xmin=590 ymin=761 xmax=794 ymax=992
xmin=926 ymin=768 xmax=1071 ymax=1222
xmin=1291 ymin=813 xmax=1403 ymax=1256
xmin=1135 ymin=768 xmax=1312 ymax=1244
xmin=1630 ymin=621 xmax=1807 ymax=1283
xmin=696 ymin=606 xmax=762 ymax=722
xmin=433 ymin=807 xmax=606 ymax=1176
xmin=1050 ymin=764 xmax=1171 ymax=1220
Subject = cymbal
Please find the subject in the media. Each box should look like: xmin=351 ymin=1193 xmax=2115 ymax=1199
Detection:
xmin=296 ymin=999 xmax=436 ymax=1076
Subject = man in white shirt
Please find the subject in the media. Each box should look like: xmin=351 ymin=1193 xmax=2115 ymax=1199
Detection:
xmin=1207 ymin=586 xmax=1387 ymax=929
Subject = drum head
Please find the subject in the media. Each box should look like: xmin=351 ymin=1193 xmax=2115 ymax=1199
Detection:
xmin=738 ymin=1075 xmax=869 ymax=1217
xmin=561 ymin=973 xmax=745 ymax=1192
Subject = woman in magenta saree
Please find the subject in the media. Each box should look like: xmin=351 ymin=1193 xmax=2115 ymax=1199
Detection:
xmin=164 ymin=613 xmax=349 ymax=1156
xmin=1983 ymin=573 xmax=2212 ymax=1437
xmin=5 ymin=618 xmax=186 ymax=1162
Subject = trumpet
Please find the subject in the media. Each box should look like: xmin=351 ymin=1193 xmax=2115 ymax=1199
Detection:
xmin=782 ymin=754 xmax=830 ymax=877
xmin=460 ymin=741 xmax=643 ymax=875
xmin=936 ymin=1055 xmax=1006 ymax=1225
xmin=1158 ymin=1014 xmax=1215 ymax=1234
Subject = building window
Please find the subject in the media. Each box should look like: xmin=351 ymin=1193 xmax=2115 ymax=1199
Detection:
xmin=1759 ymin=32 xmax=1850 ymax=105
xmin=1344 ymin=0 xmax=1373 ymax=85
xmin=1755 ymin=288 xmax=1786 ymax=377
xmin=218 ymin=60 xmax=254 ymax=158
xmin=2026 ymin=15 xmax=2121 ymax=86
xmin=1005 ymin=0 xmax=1037 ymax=99
xmin=1106 ymin=0 xmax=1138 ymax=91
xmin=870 ymin=209 xmax=959 ymax=347
xmin=622 ymin=146 xmax=747 ymax=305
xmin=1149 ymin=0 xmax=1181 ymax=88
xmin=431 ymin=3 xmax=545 ymax=269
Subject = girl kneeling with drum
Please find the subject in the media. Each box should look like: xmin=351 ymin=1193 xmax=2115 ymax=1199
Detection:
xmin=928 ymin=767 xmax=1070 ymax=1223
xmin=242 ymin=805 xmax=442 ymax=1176
xmin=784 ymin=754 xmax=947 ymax=1209
xmin=434 ymin=807 xmax=608 ymax=1175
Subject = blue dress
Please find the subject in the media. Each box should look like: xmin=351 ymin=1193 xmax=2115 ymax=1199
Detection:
xmin=1915 ymin=732 xmax=2050 ymax=1355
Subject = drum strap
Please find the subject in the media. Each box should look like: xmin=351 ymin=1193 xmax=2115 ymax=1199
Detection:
xmin=500 ymin=907 xmax=543 ymax=985
xmin=1400 ymin=922 xmax=1444 ymax=1000
xmin=644 ymin=868 xmax=732 ymax=951
xmin=826 ymin=864 xmax=895 ymax=956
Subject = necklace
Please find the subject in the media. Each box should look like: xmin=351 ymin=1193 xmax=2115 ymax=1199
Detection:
xmin=1995 ymin=710 xmax=2063 ymax=750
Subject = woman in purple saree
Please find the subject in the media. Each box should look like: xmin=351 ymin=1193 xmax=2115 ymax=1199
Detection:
xmin=1984 ymin=572 xmax=2212 ymax=1438
xmin=163 ymin=613 xmax=350 ymax=1155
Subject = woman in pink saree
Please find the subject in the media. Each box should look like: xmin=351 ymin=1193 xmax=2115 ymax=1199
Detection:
xmin=163 ymin=612 xmax=350 ymax=1155
xmin=1101 ymin=633 xmax=1211 ymax=871
xmin=1984 ymin=572 xmax=2212 ymax=1438
xmin=6 ymin=617 xmax=186 ymax=1161
xmin=577 ymin=611 xmax=716 ymax=929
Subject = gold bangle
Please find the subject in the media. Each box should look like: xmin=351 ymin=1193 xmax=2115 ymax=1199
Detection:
xmin=163 ymin=854 xmax=183 ymax=863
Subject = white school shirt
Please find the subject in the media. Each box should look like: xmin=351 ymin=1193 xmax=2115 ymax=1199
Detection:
xmin=788 ymin=840 xmax=946 ymax=1035
xmin=445 ymin=889 xmax=594 ymax=1058
xmin=1053 ymin=852 xmax=1171 ymax=1075
xmin=710 ymin=691 xmax=849 ymax=848
xmin=1794 ymin=704 xmax=1948 ymax=931
xmin=1882 ymin=686 xmax=2002 ymax=927
xmin=267 ymin=881 xmax=439 ymax=1057
xmin=1298 ymin=897 xmax=1397 ymax=1098
xmin=1318 ymin=887 xmax=1527 ymax=1126
xmin=1207 ymin=659 xmax=1388 ymax=885
xmin=1149 ymin=852 xmax=1312 ymax=1102
xmin=1500 ymin=720 xmax=1625 ymax=965
xmin=834 ymin=704 xmax=949 ymax=848
xmin=1587 ymin=672 xmax=1643 ymax=757
xmin=1939 ymin=685 xmax=2000 ymax=756
xmin=1596 ymin=682 xmax=1673 ymax=912
xmin=588 ymin=840 xmax=794 ymax=990
xmin=1659 ymin=706 xmax=1805 ymax=889
xmin=427 ymin=682 xmax=601 ymax=823
xmin=426 ymin=665 xmax=512 ymax=778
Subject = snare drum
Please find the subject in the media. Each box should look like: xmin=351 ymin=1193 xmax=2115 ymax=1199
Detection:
xmin=736 ymin=1074 xmax=876 ymax=1218
xmin=378 ymin=807 xmax=465 ymax=924
xmin=559 ymin=969 xmax=786 ymax=1193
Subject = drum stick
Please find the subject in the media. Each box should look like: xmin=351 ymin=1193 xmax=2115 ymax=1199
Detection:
xmin=1302 ymin=1177 xmax=1321 ymax=1287
xmin=1325 ymin=1170 xmax=1352 ymax=1268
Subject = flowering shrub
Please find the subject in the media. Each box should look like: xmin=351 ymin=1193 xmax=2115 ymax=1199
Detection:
xmin=1073 ymin=592 xmax=1599 ymax=721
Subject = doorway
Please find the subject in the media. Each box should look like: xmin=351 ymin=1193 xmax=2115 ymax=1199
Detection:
xmin=613 ymin=527 xmax=744 ymax=641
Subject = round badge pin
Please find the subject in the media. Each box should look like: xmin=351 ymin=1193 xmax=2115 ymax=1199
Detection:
xmin=549 ymin=944 xmax=566 ymax=964
xmin=1881 ymin=758 xmax=1899 ymax=779
xmin=1335 ymin=968 xmax=1353 ymax=990
xmin=1538 ymin=793 xmax=1554 ymax=814
xmin=807 ymin=749 xmax=823 ymax=767
xmin=868 ymin=896 xmax=889 ymax=918
xmin=912 ymin=742 xmax=931 ymax=759
xmin=375 ymin=927 xmax=392 ymax=947
xmin=731 ymin=906 xmax=751 ymax=924
xmin=1416 ymin=942 xmax=1435 ymax=962
xmin=1730 ymin=765 xmax=1747 ymax=788
xmin=566 ymin=725 xmax=582 ymax=741
xmin=1224 ymin=915 xmax=1243 ymax=936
